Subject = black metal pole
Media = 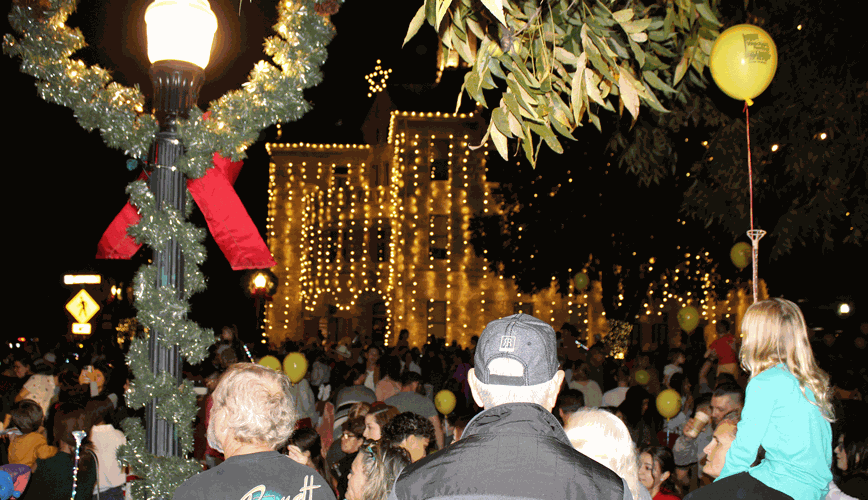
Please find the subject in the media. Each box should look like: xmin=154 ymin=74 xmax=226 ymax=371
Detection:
xmin=146 ymin=60 xmax=204 ymax=464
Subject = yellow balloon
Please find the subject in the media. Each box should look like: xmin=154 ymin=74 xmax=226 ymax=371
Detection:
xmin=730 ymin=241 xmax=751 ymax=270
xmin=709 ymin=24 xmax=778 ymax=105
xmin=283 ymin=352 xmax=308 ymax=383
xmin=677 ymin=306 xmax=700 ymax=333
xmin=258 ymin=355 xmax=281 ymax=371
xmin=656 ymin=389 xmax=682 ymax=420
xmin=634 ymin=369 xmax=650 ymax=385
xmin=573 ymin=272 xmax=589 ymax=291
xmin=435 ymin=389 xmax=457 ymax=415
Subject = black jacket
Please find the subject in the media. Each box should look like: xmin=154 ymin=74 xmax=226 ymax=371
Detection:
xmin=389 ymin=403 xmax=628 ymax=500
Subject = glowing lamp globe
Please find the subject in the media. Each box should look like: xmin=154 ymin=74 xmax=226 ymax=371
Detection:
xmin=145 ymin=0 xmax=218 ymax=70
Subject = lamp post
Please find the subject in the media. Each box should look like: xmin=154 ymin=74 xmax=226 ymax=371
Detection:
xmin=143 ymin=0 xmax=217 ymax=459
xmin=247 ymin=269 xmax=278 ymax=346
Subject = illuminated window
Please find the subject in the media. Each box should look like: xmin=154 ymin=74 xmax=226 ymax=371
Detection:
xmin=429 ymin=215 xmax=448 ymax=260
xmin=341 ymin=225 xmax=364 ymax=262
xmin=430 ymin=139 xmax=450 ymax=180
xmin=428 ymin=300 xmax=447 ymax=341
xmin=372 ymin=163 xmax=389 ymax=187
xmin=652 ymin=314 xmax=669 ymax=346
xmin=334 ymin=165 xmax=349 ymax=189
xmin=328 ymin=229 xmax=338 ymax=263
xmin=375 ymin=221 xmax=391 ymax=263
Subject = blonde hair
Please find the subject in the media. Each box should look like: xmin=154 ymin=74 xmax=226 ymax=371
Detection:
xmin=565 ymin=409 xmax=642 ymax=500
xmin=740 ymin=298 xmax=834 ymax=422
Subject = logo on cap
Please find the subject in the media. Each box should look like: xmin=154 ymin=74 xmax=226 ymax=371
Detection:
xmin=499 ymin=335 xmax=516 ymax=353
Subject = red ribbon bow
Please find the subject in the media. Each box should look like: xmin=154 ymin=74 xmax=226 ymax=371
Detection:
xmin=96 ymin=152 xmax=276 ymax=271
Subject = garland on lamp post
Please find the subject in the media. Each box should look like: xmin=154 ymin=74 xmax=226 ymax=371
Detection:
xmin=4 ymin=0 xmax=340 ymax=497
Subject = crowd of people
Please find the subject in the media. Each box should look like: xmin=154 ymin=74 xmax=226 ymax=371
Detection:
xmin=0 ymin=298 xmax=865 ymax=500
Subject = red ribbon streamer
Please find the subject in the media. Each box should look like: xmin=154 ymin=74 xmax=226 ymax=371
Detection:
xmin=96 ymin=152 xmax=276 ymax=271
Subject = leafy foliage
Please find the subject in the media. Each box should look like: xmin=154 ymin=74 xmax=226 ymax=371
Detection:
xmin=405 ymin=0 xmax=721 ymax=166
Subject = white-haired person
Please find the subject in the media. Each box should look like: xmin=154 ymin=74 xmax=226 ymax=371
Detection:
xmin=565 ymin=408 xmax=652 ymax=500
xmin=173 ymin=363 xmax=337 ymax=500
xmin=346 ymin=441 xmax=411 ymax=500
xmin=690 ymin=298 xmax=835 ymax=500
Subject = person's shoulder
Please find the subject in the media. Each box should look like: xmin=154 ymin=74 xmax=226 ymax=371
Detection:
xmin=752 ymin=365 xmax=797 ymax=387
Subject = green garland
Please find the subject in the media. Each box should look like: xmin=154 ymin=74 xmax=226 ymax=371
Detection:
xmin=4 ymin=0 xmax=337 ymax=497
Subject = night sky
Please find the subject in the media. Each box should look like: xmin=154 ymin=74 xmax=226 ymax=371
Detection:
xmin=3 ymin=0 xmax=864 ymax=344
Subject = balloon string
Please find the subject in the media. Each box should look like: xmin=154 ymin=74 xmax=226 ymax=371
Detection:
xmin=744 ymin=102 xmax=754 ymax=233
xmin=744 ymin=102 xmax=764 ymax=303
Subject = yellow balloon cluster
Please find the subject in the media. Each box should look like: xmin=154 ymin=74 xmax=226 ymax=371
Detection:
xmin=709 ymin=24 xmax=778 ymax=105
xmin=258 ymin=353 xmax=308 ymax=384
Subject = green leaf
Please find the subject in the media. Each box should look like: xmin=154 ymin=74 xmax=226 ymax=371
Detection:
xmin=529 ymin=122 xmax=563 ymax=154
xmin=503 ymin=92 xmax=524 ymax=121
xmin=584 ymin=69 xmax=609 ymax=108
xmin=620 ymin=18 xmax=652 ymax=34
xmin=618 ymin=71 xmax=640 ymax=120
xmin=553 ymin=46 xmax=577 ymax=65
xmin=629 ymin=38 xmax=646 ymax=68
xmin=490 ymin=121 xmax=509 ymax=159
xmin=403 ymin=5 xmax=426 ymax=47
xmin=695 ymin=2 xmax=721 ymax=26
xmin=466 ymin=18 xmax=486 ymax=39
xmin=570 ymin=53 xmax=587 ymax=123
xmin=480 ymin=0 xmax=507 ymax=26
xmin=643 ymin=70 xmax=676 ymax=93
xmin=435 ymin=0 xmax=452 ymax=32
xmin=640 ymin=80 xmax=669 ymax=113
xmin=508 ymin=109 xmax=524 ymax=137
xmin=492 ymin=106 xmax=511 ymax=136
xmin=698 ymin=37 xmax=714 ymax=56
xmin=612 ymin=8 xmax=634 ymax=23
xmin=673 ymin=48 xmax=691 ymax=86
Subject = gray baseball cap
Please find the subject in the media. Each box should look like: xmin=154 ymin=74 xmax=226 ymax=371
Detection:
xmin=474 ymin=314 xmax=559 ymax=386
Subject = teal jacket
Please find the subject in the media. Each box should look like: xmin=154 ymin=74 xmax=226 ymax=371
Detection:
xmin=717 ymin=364 xmax=832 ymax=500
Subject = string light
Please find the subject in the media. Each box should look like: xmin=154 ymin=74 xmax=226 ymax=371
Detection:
xmin=365 ymin=60 xmax=391 ymax=98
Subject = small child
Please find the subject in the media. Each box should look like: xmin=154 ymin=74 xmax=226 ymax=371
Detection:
xmin=663 ymin=349 xmax=686 ymax=386
xmin=7 ymin=399 xmax=58 ymax=472
xmin=708 ymin=298 xmax=835 ymax=500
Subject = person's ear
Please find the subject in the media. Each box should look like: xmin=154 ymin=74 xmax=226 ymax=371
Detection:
xmin=543 ymin=370 xmax=566 ymax=411
xmin=468 ymin=369 xmax=485 ymax=408
xmin=660 ymin=471 xmax=671 ymax=483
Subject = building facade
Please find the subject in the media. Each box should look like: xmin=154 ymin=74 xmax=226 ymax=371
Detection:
xmin=264 ymin=110 xmax=602 ymax=348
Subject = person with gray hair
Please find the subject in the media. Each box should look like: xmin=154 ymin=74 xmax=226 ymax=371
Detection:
xmin=173 ymin=363 xmax=337 ymax=500
xmin=388 ymin=314 xmax=629 ymax=500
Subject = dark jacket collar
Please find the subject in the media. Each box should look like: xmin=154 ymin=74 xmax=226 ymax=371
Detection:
xmin=462 ymin=402 xmax=571 ymax=445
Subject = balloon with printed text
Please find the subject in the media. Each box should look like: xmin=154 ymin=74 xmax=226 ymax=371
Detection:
xmin=709 ymin=24 xmax=778 ymax=105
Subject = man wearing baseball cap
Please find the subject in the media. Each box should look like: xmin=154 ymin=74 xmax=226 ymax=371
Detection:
xmin=388 ymin=314 xmax=629 ymax=500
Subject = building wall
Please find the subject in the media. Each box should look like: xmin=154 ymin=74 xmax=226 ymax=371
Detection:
xmin=264 ymin=111 xmax=764 ymax=350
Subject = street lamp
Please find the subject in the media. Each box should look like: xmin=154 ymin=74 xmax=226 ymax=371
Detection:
xmin=143 ymin=0 xmax=217 ymax=460
xmin=246 ymin=269 xmax=278 ymax=345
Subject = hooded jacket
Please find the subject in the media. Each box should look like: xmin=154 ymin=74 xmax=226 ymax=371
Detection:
xmin=389 ymin=402 xmax=629 ymax=500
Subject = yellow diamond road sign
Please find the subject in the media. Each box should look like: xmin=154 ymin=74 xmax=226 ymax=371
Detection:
xmin=66 ymin=289 xmax=99 ymax=324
